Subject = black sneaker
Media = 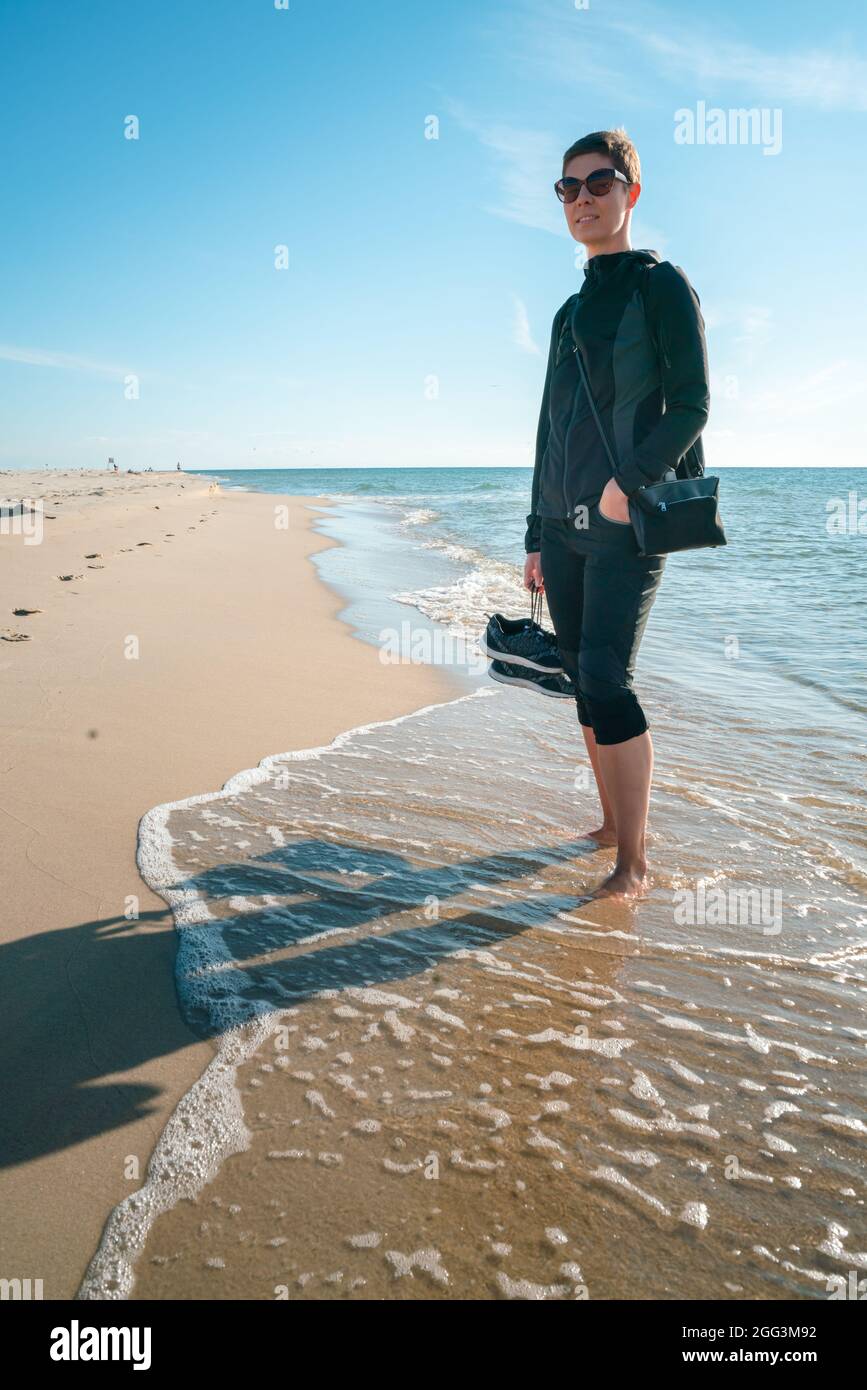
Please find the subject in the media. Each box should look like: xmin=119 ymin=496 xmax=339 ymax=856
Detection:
xmin=488 ymin=658 xmax=577 ymax=699
xmin=480 ymin=612 xmax=564 ymax=673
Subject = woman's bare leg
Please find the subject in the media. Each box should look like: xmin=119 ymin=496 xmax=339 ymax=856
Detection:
xmin=579 ymin=722 xmax=617 ymax=845
xmin=592 ymin=730 xmax=654 ymax=896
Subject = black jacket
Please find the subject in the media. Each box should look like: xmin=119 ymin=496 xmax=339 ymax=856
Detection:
xmin=524 ymin=248 xmax=710 ymax=552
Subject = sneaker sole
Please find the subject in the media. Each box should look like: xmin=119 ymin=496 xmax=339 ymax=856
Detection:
xmin=488 ymin=666 xmax=575 ymax=698
xmin=479 ymin=636 xmax=564 ymax=674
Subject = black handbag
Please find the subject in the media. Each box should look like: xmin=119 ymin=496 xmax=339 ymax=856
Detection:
xmin=573 ymin=343 xmax=727 ymax=557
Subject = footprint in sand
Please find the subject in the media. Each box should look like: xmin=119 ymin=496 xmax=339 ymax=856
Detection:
xmin=58 ymin=574 xmax=83 ymax=581
xmin=84 ymin=552 xmax=101 ymax=559
xmin=87 ymin=563 xmax=105 ymax=569
xmin=136 ymin=541 xmax=152 ymax=546
xmin=13 ymin=607 xmax=42 ymax=616
xmin=1 ymin=629 xmax=30 ymax=642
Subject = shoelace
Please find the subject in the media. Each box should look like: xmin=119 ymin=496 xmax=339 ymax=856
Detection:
xmin=529 ymin=582 xmax=575 ymax=690
xmin=483 ymin=588 xmax=550 ymax=650
xmin=529 ymin=580 xmax=544 ymax=629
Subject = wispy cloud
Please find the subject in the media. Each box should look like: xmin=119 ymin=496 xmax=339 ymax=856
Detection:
xmin=607 ymin=10 xmax=867 ymax=111
xmin=743 ymin=359 xmax=866 ymax=418
xmin=82 ymin=430 xmax=217 ymax=448
xmin=440 ymin=97 xmax=563 ymax=235
xmin=512 ymin=296 xmax=540 ymax=354
xmin=502 ymin=0 xmax=867 ymax=112
xmin=0 ymin=344 xmax=133 ymax=377
xmin=695 ymin=300 xmax=775 ymax=370
xmin=735 ymin=306 xmax=773 ymax=345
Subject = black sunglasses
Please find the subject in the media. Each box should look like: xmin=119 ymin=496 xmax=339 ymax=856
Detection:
xmin=554 ymin=168 xmax=631 ymax=203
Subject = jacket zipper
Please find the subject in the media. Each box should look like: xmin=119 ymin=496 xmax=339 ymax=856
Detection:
xmin=657 ymin=496 xmax=703 ymax=512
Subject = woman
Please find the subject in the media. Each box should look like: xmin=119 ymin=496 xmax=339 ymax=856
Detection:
xmin=523 ymin=128 xmax=710 ymax=899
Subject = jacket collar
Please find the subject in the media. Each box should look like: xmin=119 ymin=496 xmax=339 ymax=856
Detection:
xmin=581 ymin=247 xmax=661 ymax=289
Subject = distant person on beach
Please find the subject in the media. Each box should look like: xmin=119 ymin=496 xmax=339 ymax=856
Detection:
xmin=522 ymin=127 xmax=710 ymax=899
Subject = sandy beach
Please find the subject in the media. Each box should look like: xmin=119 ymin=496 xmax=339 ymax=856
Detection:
xmin=0 ymin=468 xmax=457 ymax=1299
xmin=3 ymin=468 xmax=865 ymax=1303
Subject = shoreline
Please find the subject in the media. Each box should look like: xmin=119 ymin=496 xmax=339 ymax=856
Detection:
xmin=80 ymin=684 xmax=490 ymax=1299
xmin=0 ymin=469 xmax=460 ymax=1298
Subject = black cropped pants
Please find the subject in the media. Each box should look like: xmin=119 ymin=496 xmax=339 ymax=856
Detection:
xmin=539 ymin=510 xmax=666 ymax=745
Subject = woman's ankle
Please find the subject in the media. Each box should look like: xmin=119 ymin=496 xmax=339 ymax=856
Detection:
xmin=615 ymin=852 xmax=647 ymax=877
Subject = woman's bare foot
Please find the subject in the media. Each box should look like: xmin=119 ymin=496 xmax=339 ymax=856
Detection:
xmin=582 ymin=822 xmax=618 ymax=847
xmin=591 ymin=859 xmax=649 ymax=899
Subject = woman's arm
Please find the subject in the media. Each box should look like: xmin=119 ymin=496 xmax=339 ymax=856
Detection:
xmin=524 ymin=307 xmax=561 ymax=552
xmin=612 ymin=263 xmax=710 ymax=498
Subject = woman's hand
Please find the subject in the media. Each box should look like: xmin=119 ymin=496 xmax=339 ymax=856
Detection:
xmin=599 ymin=477 xmax=631 ymax=523
xmin=524 ymin=551 xmax=544 ymax=593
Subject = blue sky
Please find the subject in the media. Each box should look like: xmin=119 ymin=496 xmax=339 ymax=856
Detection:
xmin=2 ymin=0 xmax=865 ymax=472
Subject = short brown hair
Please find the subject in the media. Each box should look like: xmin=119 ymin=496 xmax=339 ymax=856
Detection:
xmin=562 ymin=127 xmax=641 ymax=184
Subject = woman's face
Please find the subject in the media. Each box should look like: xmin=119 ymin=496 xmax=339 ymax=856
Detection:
xmin=562 ymin=152 xmax=639 ymax=248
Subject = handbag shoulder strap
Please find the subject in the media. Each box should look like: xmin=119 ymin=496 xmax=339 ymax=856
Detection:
xmin=571 ymin=340 xmax=619 ymax=475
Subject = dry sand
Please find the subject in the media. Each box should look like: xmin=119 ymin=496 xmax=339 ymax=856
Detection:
xmin=0 ymin=468 xmax=456 ymax=1298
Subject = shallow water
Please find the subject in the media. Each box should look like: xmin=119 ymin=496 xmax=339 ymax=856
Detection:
xmin=82 ymin=669 xmax=866 ymax=1299
xmin=78 ymin=466 xmax=867 ymax=1300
